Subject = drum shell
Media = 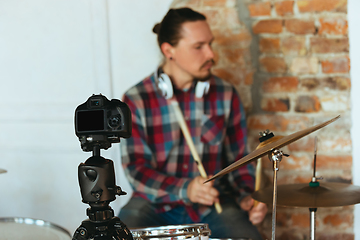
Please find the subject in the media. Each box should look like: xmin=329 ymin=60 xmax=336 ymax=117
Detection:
xmin=0 ymin=217 xmax=71 ymax=240
xmin=131 ymin=223 xmax=211 ymax=240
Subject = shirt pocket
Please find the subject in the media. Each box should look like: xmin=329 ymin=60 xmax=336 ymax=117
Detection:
xmin=201 ymin=114 xmax=226 ymax=145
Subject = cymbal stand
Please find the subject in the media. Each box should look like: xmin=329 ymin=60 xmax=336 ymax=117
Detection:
xmin=309 ymin=208 xmax=317 ymax=240
xmin=309 ymin=136 xmax=321 ymax=240
xmin=268 ymin=149 xmax=288 ymax=240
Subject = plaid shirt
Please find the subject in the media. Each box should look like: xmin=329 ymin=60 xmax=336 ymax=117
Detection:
xmin=120 ymin=72 xmax=255 ymax=221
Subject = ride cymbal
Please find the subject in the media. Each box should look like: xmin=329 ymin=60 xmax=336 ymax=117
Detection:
xmin=205 ymin=115 xmax=340 ymax=183
xmin=252 ymin=182 xmax=360 ymax=208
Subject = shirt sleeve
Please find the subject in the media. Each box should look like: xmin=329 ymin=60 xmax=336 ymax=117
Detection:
xmin=120 ymin=94 xmax=192 ymax=204
xmin=223 ymin=88 xmax=255 ymax=201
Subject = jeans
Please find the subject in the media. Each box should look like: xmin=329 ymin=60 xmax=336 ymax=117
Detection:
xmin=119 ymin=197 xmax=263 ymax=240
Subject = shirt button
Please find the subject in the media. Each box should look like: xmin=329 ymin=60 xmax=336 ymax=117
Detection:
xmin=183 ymin=164 xmax=188 ymax=169
xmin=185 ymin=116 xmax=190 ymax=120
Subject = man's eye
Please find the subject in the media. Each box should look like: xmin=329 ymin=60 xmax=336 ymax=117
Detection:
xmin=195 ymin=45 xmax=202 ymax=49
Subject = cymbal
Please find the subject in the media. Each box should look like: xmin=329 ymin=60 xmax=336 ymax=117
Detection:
xmin=0 ymin=169 xmax=6 ymax=174
xmin=205 ymin=115 xmax=340 ymax=183
xmin=256 ymin=135 xmax=284 ymax=150
xmin=252 ymin=182 xmax=360 ymax=208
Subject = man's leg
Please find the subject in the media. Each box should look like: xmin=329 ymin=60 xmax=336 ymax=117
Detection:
xmin=202 ymin=198 xmax=263 ymax=240
xmin=118 ymin=197 xmax=168 ymax=228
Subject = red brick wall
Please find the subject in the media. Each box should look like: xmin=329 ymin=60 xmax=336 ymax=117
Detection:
xmin=171 ymin=0 xmax=352 ymax=239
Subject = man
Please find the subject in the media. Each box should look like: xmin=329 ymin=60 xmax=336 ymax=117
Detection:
xmin=119 ymin=8 xmax=267 ymax=239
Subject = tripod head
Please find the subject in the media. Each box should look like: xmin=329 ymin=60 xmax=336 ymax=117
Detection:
xmin=73 ymin=95 xmax=133 ymax=240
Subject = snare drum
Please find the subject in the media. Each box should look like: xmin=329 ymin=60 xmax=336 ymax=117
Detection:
xmin=131 ymin=223 xmax=211 ymax=240
xmin=0 ymin=217 xmax=71 ymax=240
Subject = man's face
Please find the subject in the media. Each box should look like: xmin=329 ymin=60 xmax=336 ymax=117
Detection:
xmin=172 ymin=20 xmax=215 ymax=81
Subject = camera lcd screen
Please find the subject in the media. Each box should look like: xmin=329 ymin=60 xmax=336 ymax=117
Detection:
xmin=77 ymin=110 xmax=104 ymax=132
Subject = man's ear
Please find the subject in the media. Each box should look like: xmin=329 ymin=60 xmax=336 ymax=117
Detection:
xmin=161 ymin=42 xmax=175 ymax=60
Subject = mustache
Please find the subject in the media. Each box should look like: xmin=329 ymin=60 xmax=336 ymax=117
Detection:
xmin=200 ymin=59 xmax=215 ymax=69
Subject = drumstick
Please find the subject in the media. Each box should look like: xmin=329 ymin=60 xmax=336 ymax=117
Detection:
xmin=254 ymin=142 xmax=264 ymax=207
xmin=171 ymin=101 xmax=222 ymax=214
xmin=254 ymin=158 xmax=262 ymax=207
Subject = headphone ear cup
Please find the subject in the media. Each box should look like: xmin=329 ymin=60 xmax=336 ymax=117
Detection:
xmin=158 ymin=73 xmax=173 ymax=99
xmin=195 ymin=81 xmax=210 ymax=98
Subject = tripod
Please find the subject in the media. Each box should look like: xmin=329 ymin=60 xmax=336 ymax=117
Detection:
xmin=73 ymin=145 xmax=134 ymax=240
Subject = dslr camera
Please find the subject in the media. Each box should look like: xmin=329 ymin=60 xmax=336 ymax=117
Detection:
xmin=75 ymin=94 xmax=131 ymax=151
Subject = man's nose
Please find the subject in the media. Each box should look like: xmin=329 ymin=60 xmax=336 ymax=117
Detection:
xmin=205 ymin=44 xmax=215 ymax=59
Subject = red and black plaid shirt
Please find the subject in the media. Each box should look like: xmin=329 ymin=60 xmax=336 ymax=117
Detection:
xmin=120 ymin=73 xmax=255 ymax=221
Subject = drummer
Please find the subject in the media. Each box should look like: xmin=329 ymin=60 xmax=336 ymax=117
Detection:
xmin=118 ymin=7 xmax=267 ymax=240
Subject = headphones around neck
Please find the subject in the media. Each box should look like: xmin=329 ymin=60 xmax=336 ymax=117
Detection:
xmin=156 ymin=69 xmax=210 ymax=100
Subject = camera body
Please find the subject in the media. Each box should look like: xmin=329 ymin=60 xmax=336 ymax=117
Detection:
xmin=75 ymin=94 xmax=131 ymax=151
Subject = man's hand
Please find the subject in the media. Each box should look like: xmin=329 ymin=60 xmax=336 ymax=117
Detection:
xmin=240 ymin=195 xmax=268 ymax=225
xmin=187 ymin=176 xmax=219 ymax=205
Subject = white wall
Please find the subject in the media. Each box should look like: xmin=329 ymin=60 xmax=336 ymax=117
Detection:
xmin=107 ymin=0 xmax=173 ymax=211
xmin=0 ymin=0 xmax=172 ymax=236
xmin=349 ymin=0 xmax=360 ymax=238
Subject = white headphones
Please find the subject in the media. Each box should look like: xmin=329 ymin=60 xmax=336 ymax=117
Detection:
xmin=156 ymin=69 xmax=210 ymax=99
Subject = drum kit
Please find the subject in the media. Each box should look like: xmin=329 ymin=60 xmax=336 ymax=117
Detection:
xmin=206 ymin=115 xmax=360 ymax=240
xmin=1 ymin=115 xmax=359 ymax=240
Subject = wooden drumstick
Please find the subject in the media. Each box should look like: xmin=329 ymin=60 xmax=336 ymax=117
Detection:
xmin=171 ymin=101 xmax=222 ymax=214
xmin=254 ymin=142 xmax=264 ymax=207
xmin=254 ymin=159 xmax=262 ymax=207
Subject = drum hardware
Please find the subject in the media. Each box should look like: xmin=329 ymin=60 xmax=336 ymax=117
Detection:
xmin=254 ymin=134 xmax=284 ymax=207
xmin=252 ymin=136 xmax=360 ymax=240
xmin=252 ymin=182 xmax=360 ymax=239
xmin=205 ymin=115 xmax=340 ymax=240
xmin=310 ymin=136 xmax=319 ymax=240
xmin=0 ymin=168 xmax=6 ymax=174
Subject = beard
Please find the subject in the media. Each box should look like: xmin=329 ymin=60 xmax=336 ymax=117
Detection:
xmin=194 ymin=72 xmax=212 ymax=82
xmin=194 ymin=59 xmax=214 ymax=82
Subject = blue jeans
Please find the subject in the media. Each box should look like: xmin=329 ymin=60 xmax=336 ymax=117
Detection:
xmin=119 ymin=197 xmax=263 ymax=240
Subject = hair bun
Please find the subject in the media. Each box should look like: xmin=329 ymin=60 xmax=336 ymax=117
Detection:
xmin=152 ymin=23 xmax=161 ymax=34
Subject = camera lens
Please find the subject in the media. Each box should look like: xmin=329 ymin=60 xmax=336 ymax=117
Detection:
xmin=108 ymin=115 xmax=121 ymax=129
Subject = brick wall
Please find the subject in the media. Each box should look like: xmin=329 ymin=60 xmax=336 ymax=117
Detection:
xmin=171 ymin=0 xmax=352 ymax=239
